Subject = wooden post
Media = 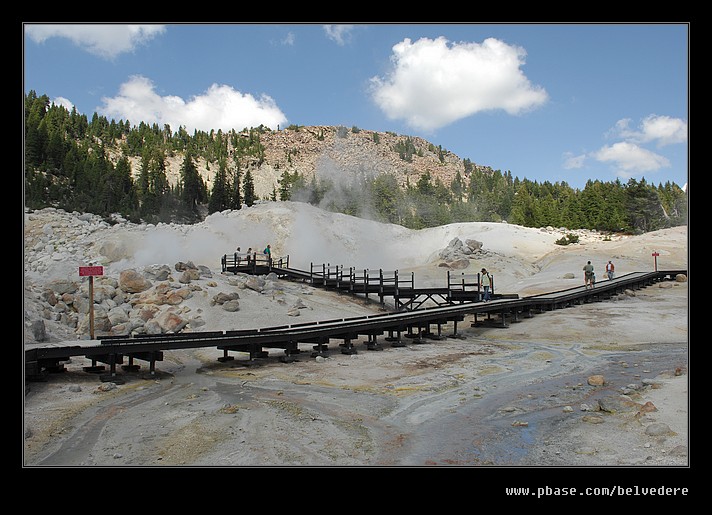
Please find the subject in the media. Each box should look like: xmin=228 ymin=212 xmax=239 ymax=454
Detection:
xmin=89 ymin=275 xmax=95 ymax=339
xmin=79 ymin=266 xmax=103 ymax=340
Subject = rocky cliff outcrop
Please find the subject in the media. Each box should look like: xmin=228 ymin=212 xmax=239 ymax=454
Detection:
xmin=124 ymin=125 xmax=492 ymax=200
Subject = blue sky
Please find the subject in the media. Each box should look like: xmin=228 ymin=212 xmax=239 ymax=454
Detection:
xmin=23 ymin=23 xmax=688 ymax=190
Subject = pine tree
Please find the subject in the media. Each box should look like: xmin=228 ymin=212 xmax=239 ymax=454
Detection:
xmin=180 ymin=151 xmax=206 ymax=212
xmin=208 ymin=158 xmax=229 ymax=213
xmin=243 ymin=169 xmax=255 ymax=206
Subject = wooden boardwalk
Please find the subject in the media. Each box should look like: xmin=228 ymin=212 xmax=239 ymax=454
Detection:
xmin=222 ymin=253 xmax=492 ymax=309
xmin=25 ymin=253 xmax=685 ymax=382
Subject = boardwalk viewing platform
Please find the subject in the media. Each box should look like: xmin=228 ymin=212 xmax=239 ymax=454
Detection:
xmin=221 ymin=252 xmax=496 ymax=309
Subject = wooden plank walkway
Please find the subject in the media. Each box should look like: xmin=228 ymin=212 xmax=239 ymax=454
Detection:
xmin=222 ymin=253 xmax=488 ymax=308
xmin=25 ymin=255 xmax=685 ymax=381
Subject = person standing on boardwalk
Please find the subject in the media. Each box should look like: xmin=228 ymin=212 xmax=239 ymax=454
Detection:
xmin=583 ymin=261 xmax=595 ymax=289
xmin=605 ymin=260 xmax=615 ymax=280
xmin=481 ymin=268 xmax=493 ymax=302
xmin=264 ymin=244 xmax=272 ymax=265
xmin=246 ymin=248 xmax=253 ymax=265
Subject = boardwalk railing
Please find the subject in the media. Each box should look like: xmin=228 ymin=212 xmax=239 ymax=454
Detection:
xmin=447 ymin=271 xmax=484 ymax=302
xmin=26 ymin=268 xmax=685 ymax=378
xmin=221 ymin=252 xmax=289 ymax=274
xmin=223 ymin=254 xmax=503 ymax=310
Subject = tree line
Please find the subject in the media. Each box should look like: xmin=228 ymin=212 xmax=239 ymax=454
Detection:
xmin=24 ymin=90 xmax=687 ymax=233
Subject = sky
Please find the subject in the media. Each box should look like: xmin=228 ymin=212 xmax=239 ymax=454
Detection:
xmin=23 ymin=23 xmax=689 ymax=190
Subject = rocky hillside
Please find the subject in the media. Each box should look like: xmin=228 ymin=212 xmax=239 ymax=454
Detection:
xmin=124 ymin=126 xmax=492 ymax=199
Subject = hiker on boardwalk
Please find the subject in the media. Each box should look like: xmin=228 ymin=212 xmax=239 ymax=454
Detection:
xmin=605 ymin=260 xmax=615 ymax=280
xmin=583 ymin=261 xmax=595 ymax=289
xmin=246 ymin=248 xmax=253 ymax=265
xmin=481 ymin=268 xmax=493 ymax=302
xmin=264 ymin=244 xmax=272 ymax=265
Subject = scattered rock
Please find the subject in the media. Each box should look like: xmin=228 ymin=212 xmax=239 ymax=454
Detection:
xmin=638 ymin=401 xmax=658 ymax=413
xmin=667 ymin=445 xmax=687 ymax=456
xmin=645 ymin=422 xmax=674 ymax=436
xmin=245 ymin=276 xmax=266 ymax=292
xmin=574 ymin=446 xmax=597 ymax=455
xmin=598 ymin=395 xmax=640 ymax=414
xmin=587 ymin=374 xmax=605 ymax=386
xmin=119 ymin=269 xmax=152 ymax=293
xmin=96 ymin=382 xmax=117 ymax=392
xmin=580 ymin=402 xmax=599 ymax=412
xmin=582 ymin=415 xmax=605 ymax=424
xmin=221 ymin=300 xmax=240 ymax=312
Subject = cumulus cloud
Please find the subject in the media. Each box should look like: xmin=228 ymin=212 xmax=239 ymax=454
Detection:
xmin=51 ymin=96 xmax=74 ymax=111
xmin=369 ymin=36 xmax=548 ymax=131
xmin=97 ymin=75 xmax=288 ymax=133
xmin=323 ymin=25 xmax=354 ymax=46
xmin=608 ymin=115 xmax=687 ymax=147
xmin=565 ymin=113 xmax=685 ymax=181
xmin=592 ymin=142 xmax=670 ymax=176
xmin=24 ymin=24 xmax=166 ymax=60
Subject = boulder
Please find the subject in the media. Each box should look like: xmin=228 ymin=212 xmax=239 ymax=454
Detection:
xmin=222 ymin=300 xmax=240 ymax=312
xmin=587 ymin=375 xmax=605 ymax=386
xmin=179 ymin=269 xmax=201 ymax=283
xmin=245 ymin=276 xmax=266 ymax=292
xmin=154 ymin=310 xmax=188 ymax=333
xmin=119 ymin=269 xmax=152 ymax=293
xmin=143 ymin=264 xmax=172 ymax=281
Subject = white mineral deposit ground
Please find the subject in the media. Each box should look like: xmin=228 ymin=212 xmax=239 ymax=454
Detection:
xmin=24 ymin=203 xmax=689 ymax=484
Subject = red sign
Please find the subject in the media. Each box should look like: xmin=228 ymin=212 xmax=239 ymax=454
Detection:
xmin=652 ymin=252 xmax=660 ymax=257
xmin=79 ymin=266 xmax=104 ymax=277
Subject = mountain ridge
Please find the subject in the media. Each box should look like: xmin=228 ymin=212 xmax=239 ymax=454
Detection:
xmin=120 ymin=125 xmax=493 ymax=199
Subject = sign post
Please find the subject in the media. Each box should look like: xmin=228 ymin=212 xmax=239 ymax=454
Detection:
xmin=79 ymin=266 xmax=104 ymax=339
xmin=652 ymin=251 xmax=659 ymax=272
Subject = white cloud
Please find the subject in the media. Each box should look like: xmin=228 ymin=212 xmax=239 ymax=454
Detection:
xmin=608 ymin=114 xmax=687 ymax=147
xmin=282 ymin=32 xmax=296 ymax=46
xmin=638 ymin=115 xmax=687 ymax=146
xmin=562 ymin=152 xmax=586 ymax=169
xmin=97 ymin=76 xmax=288 ymax=133
xmin=323 ymin=25 xmax=354 ymax=46
xmin=51 ymin=97 xmax=74 ymax=111
xmin=369 ymin=36 xmax=548 ymax=132
xmin=592 ymin=142 xmax=670 ymax=177
xmin=25 ymin=24 xmax=166 ymax=60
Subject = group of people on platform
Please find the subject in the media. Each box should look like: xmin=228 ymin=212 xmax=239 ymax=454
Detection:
xmin=235 ymin=244 xmax=271 ymax=266
xmin=583 ymin=259 xmax=615 ymax=289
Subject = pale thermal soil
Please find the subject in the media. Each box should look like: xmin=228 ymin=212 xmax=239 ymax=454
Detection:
xmin=23 ymin=204 xmax=688 ymax=473
xmin=23 ymin=270 xmax=688 ymax=469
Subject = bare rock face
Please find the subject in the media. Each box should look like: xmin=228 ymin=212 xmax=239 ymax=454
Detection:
xmin=119 ymin=269 xmax=153 ymax=293
xmin=438 ymin=237 xmax=485 ymax=268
